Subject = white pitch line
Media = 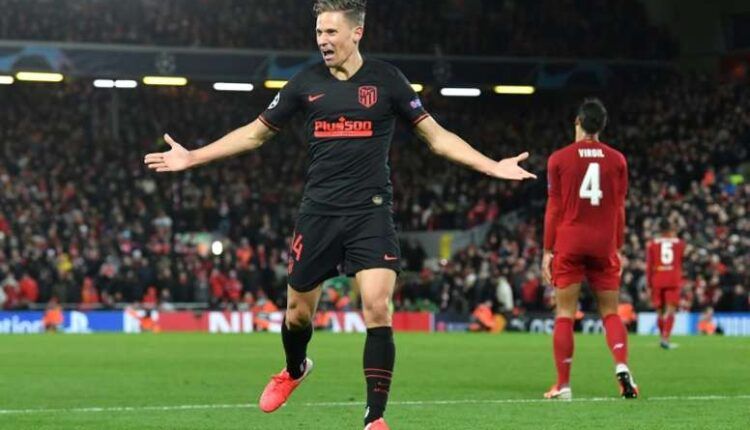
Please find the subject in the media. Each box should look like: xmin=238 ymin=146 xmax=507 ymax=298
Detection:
xmin=306 ymin=394 xmax=750 ymax=407
xmin=0 ymin=403 xmax=251 ymax=415
xmin=1 ymin=394 xmax=748 ymax=415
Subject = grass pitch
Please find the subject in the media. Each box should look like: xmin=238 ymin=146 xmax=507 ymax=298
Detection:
xmin=1 ymin=332 xmax=748 ymax=429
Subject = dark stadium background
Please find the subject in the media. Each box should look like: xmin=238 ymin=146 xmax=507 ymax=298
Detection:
xmin=1 ymin=2 xmax=749 ymax=429
xmin=1 ymin=0 xmax=747 ymax=334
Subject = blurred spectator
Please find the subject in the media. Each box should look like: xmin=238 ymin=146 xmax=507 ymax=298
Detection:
xmin=469 ymin=300 xmax=505 ymax=333
xmin=697 ymin=307 xmax=720 ymax=335
xmin=1 ymin=271 xmax=19 ymax=309
xmin=18 ymin=272 xmax=39 ymax=309
xmin=495 ymin=274 xmax=514 ymax=312
xmin=43 ymin=298 xmax=64 ymax=332
xmin=159 ymin=289 xmax=176 ymax=312
xmin=142 ymin=286 xmax=159 ymax=308
xmin=80 ymin=277 xmax=100 ymax=310
xmin=617 ymin=294 xmax=637 ymax=332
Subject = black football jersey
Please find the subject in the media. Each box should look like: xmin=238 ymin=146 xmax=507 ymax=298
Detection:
xmin=259 ymin=58 xmax=429 ymax=215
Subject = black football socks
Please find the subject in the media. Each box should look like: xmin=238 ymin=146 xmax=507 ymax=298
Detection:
xmin=363 ymin=326 xmax=395 ymax=425
xmin=282 ymin=318 xmax=313 ymax=379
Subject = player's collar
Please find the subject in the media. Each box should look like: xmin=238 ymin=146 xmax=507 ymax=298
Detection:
xmin=327 ymin=56 xmax=367 ymax=82
xmin=575 ymin=137 xmax=600 ymax=144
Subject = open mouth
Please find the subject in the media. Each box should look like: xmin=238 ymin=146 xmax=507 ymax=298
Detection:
xmin=321 ymin=49 xmax=335 ymax=61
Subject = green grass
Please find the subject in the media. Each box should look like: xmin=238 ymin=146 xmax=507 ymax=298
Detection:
xmin=1 ymin=333 xmax=749 ymax=429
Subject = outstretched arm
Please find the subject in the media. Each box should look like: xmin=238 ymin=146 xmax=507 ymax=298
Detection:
xmin=144 ymin=118 xmax=276 ymax=172
xmin=414 ymin=116 xmax=536 ymax=180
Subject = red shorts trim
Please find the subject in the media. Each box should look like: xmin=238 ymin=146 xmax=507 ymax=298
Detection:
xmin=552 ymin=252 xmax=620 ymax=291
xmin=651 ymin=287 xmax=680 ymax=309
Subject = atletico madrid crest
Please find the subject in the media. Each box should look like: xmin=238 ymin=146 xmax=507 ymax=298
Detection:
xmin=358 ymin=86 xmax=378 ymax=108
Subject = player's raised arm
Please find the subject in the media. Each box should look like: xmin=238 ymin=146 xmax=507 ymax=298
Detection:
xmin=414 ymin=116 xmax=536 ymax=181
xmin=144 ymin=119 xmax=276 ymax=172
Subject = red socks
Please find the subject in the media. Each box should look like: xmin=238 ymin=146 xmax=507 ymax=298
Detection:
xmin=603 ymin=314 xmax=628 ymax=364
xmin=663 ymin=314 xmax=675 ymax=341
xmin=553 ymin=317 xmax=574 ymax=387
xmin=554 ymin=315 xmax=630 ymax=387
xmin=657 ymin=314 xmax=675 ymax=341
xmin=657 ymin=316 xmax=665 ymax=337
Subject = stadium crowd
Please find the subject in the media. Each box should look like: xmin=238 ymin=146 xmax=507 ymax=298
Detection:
xmin=0 ymin=0 xmax=676 ymax=59
xmin=0 ymin=74 xmax=748 ymax=316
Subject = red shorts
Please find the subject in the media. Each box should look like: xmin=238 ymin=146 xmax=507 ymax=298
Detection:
xmin=552 ymin=253 xmax=620 ymax=291
xmin=651 ymin=287 xmax=680 ymax=309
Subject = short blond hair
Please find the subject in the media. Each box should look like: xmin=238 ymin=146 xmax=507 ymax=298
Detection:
xmin=313 ymin=0 xmax=366 ymax=26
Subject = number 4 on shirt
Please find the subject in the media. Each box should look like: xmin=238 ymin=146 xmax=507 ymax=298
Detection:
xmin=579 ymin=162 xmax=603 ymax=206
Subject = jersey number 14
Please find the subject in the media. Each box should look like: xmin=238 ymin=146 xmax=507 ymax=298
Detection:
xmin=579 ymin=162 xmax=603 ymax=206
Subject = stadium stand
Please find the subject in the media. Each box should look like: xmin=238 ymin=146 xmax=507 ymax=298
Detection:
xmin=0 ymin=0 xmax=676 ymax=58
xmin=1 ymin=74 xmax=748 ymax=314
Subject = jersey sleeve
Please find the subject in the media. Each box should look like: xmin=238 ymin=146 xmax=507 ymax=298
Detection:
xmin=388 ymin=66 xmax=430 ymax=126
xmin=543 ymin=153 xmax=562 ymax=251
xmin=258 ymin=73 xmax=304 ymax=132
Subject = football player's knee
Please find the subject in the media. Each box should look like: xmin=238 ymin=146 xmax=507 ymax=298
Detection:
xmin=286 ymin=301 xmax=313 ymax=328
xmin=554 ymin=295 xmax=578 ymax=318
xmin=363 ymin=299 xmax=391 ymax=325
xmin=555 ymin=305 xmax=577 ymax=319
xmin=598 ymin=303 xmax=618 ymax=317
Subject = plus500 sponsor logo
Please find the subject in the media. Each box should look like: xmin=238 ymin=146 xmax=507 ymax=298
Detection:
xmin=314 ymin=117 xmax=373 ymax=138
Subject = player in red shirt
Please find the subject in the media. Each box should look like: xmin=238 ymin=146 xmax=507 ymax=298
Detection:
xmin=646 ymin=219 xmax=685 ymax=349
xmin=541 ymin=98 xmax=638 ymax=400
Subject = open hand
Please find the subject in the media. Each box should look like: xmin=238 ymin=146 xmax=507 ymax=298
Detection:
xmin=144 ymin=134 xmax=193 ymax=172
xmin=490 ymin=152 xmax=537 ymax=180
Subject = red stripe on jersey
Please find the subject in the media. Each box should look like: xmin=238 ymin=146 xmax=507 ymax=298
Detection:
xmin=258 ymin=115 xmax=280 ymax=132
xmin=412 ymin=113 xmax=430 ymax=125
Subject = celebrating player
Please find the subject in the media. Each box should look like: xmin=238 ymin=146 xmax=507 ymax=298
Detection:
xmin=646 ymin=219 xmax=685 ymax=349
xmin=144 ymin=1 xmax=535 ymax=427
xmin=541 ymin=98 xmax=638 ymax=400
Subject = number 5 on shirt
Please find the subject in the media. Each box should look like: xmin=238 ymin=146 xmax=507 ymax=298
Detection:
xmin=660 ymin=241 xmax=674 ymax=264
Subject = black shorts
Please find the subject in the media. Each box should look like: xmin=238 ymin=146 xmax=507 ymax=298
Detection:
xmin=287 ymin=210 xmax=401 ymax=292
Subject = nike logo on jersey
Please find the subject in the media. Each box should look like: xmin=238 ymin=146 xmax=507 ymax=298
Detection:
xmin=384 ymin=254 xmax=398 ymax=261
xmin=308 ymin=93 xmax=326 ymax=102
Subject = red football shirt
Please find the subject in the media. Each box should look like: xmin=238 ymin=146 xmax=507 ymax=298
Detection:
xmin=544 ymin=139 xmax=628 ymax=256
xmin=646 ymin=237 xmax=685 ymax=289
